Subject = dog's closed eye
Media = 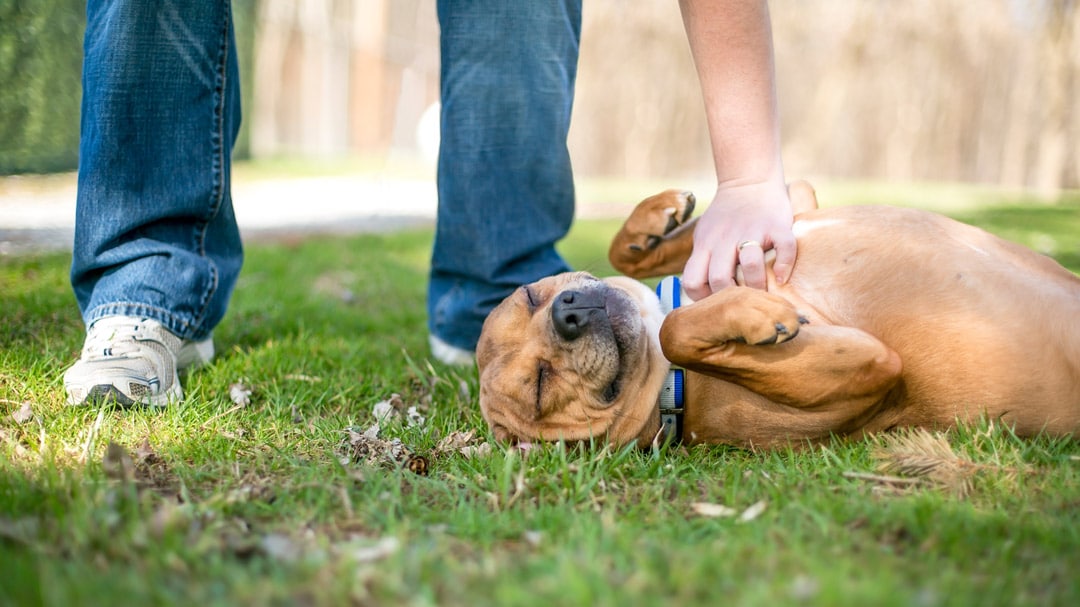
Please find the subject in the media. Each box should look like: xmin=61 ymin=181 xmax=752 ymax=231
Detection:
xmin=535 ymin=360 xmax=551 ymax=419
xmin=522 ymin=285 xmax=539 ymax=311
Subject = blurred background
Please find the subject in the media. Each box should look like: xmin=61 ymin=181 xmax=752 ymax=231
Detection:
xmin=2 ymin=0 xmax=1078 ymax=196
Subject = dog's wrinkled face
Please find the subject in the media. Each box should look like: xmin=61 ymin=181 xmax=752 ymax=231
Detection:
xmin=476 ymin=272 xmax=670 ymax=446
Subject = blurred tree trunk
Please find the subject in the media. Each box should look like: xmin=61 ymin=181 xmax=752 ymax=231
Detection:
xmin=249 ymin=0 xmax=435 ymax=159
xmin=1033 ymin=0 xmax=1078 ymax=195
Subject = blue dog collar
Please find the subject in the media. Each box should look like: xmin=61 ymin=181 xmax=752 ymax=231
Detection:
xmin=656 ymin=276 xmax=685 ymax=443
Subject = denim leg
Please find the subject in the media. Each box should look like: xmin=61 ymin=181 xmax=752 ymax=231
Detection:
xmin=429 ymin=0 xmax=582 ymax=352
xmin=71 ymin=0 xmax=242 ymax=341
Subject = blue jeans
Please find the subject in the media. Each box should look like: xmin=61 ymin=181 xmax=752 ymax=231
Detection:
xmin=72 ymin=0 xmax=242 ymax=341
xmin=430 ymin=0 xmax=580 ymax=352
xmin=72 ymin=0 xmax=580 ymax=351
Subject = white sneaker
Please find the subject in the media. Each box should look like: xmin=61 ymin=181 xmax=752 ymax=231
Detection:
xmin=63 ymin=316 xmax=214 ymax=407
xmin=428 ymin=334 xmax=475 ymax=367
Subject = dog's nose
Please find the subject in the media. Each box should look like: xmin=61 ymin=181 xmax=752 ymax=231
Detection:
xmin=551 ymin=289 xmax=605 ymax=341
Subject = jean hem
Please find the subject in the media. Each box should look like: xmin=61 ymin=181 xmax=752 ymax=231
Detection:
xmin=84 ymin=303 xmax=212 ymax=341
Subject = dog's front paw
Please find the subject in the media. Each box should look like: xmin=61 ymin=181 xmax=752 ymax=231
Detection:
xmin=726 ymin=288 xmax=807 ymax=346
xmin=624 ymin=190 xmax=695 ymax=252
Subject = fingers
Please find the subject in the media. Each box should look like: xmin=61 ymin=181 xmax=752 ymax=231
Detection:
xmin=771 ymin=232 xmax=798 ymax=285
xmin=685 ymin=238 xmax=771 ymax=298
xmin=683 ymin=247 xmax=730 ymax=300
xmin=736 ymin=240 xmax=767 ymax=290
xmin=685 ymin=237 xmax=788 ymax=298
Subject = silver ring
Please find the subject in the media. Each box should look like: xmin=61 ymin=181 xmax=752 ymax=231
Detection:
xmin=737 ymin=240 xmax=762 ymax=252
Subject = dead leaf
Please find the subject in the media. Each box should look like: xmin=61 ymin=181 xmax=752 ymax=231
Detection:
xmin=690 ymin=502 xmax=738 ymax=518
xmin=339 ymin=536 xmax=399 ymax=563
xmin=435 ymin=430 xmax=477 ymax=453
xmin=260 ymin=533 xmax=304 ymax=562
xmin=102 ymin=441 xmax=135 ymax=484
xmin=372 ymin=400 xmax=395 ymax=424
xmin=134 ymin=437 xmax=158 ymax=464
xmin=340 ymin=427 xmax=416 ymax=470
xmin=737 ymin=500 xmax=768 ymax=523
xmin=460 ymin=443 xmax=492 ymax=459
xmin=11 ymin=401 xmax=33 ymax=424
xmin=433 ymin=430 xmax=492 ymax=459
xmin=223 ymin=484 xmax=276 ymax=505
xmin=372 ymin=393 xmax=409 ymax=421
xmin=405 ymin=406 xmax=425 ymax=428
xmin=229 ymin=383 xmax=252 ymax=407
xmin=148 ymin=500 xmax=189 ymax=538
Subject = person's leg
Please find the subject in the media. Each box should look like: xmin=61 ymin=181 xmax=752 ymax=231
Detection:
xmin=73 ymin=0 xmax=242 ymax=340
xmin=66 ymin=0 xmax=242 ymax=405
xmin=429 ymin=0 xmax=582 ymax=361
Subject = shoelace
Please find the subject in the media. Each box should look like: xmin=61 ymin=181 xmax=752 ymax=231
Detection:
xmin=83 ymin=319 xmax=149 ymax=360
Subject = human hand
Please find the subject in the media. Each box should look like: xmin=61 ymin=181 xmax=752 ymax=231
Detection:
xmin=681 ymin=179 xmax=797 ymax=299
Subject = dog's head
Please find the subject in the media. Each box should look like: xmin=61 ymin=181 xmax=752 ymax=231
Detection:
xmin=476 ymin=272 xmax=670 ymax=447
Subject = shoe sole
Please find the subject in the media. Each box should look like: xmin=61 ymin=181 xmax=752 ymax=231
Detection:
xmin=69 ymin=378 xmax=182 ymax=408
xmin=65 ymin=360 xmax=184 ymax=408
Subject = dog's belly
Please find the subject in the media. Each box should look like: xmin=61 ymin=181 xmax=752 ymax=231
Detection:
xmin=752 ymin=205 xmax=1080 ymax=439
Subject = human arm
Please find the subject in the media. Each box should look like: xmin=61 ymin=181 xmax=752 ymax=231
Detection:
xmin=677 ymin=0 xmax=796 ymax=298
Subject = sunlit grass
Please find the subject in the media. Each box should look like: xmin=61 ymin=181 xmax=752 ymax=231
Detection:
xmin=1 ymin=191 xmax=1078 ymax=606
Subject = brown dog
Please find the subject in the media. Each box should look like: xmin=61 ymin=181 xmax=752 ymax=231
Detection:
xmin=475 ymin=182 xmax=1080 ymax=449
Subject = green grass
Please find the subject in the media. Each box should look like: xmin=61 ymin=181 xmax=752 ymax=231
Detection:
xmin=2 ymin=192 xmax=1079 ymax=606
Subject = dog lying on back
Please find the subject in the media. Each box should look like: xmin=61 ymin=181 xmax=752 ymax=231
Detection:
xmin=475 ymin=182 xmax=1080 ymax=449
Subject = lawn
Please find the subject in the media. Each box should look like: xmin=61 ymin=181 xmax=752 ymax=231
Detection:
xmin=1 ymin=187 xmax=1079 ymax=606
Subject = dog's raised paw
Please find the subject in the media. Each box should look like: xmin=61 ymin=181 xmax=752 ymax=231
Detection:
xmin=721 ymin=289 xmax=805 ymax=347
